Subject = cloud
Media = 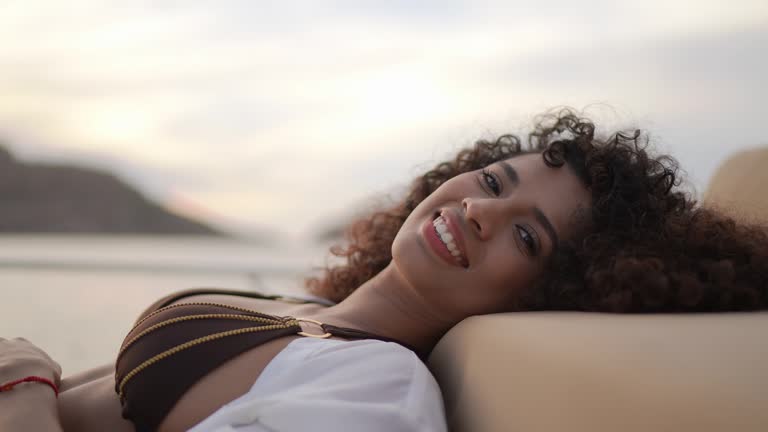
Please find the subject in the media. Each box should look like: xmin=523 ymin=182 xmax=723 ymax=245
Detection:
xmin=1 ymin=1 xmax=767 ymax=237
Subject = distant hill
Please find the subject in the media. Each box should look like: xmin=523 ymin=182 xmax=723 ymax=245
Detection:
xmin=0 ymin=146 xmax=221 ymax=235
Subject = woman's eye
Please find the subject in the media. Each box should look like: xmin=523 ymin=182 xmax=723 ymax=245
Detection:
xmin=516 ymin=225 xmax=538 ymax=255
xmin=482 ymin=169 xmax=501 ymax=195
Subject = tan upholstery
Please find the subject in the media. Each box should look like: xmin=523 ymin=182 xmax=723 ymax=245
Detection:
xmin=703 ymin=146 xmax=768 ymax=223
xmin=429 ymin=313 xmax=768 ymax=432
xmin=428 ymin=147 xmax=768 ymax=432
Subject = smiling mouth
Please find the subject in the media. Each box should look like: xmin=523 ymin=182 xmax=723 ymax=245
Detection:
xmin=432 ymin=213 xmax=469 ymax=267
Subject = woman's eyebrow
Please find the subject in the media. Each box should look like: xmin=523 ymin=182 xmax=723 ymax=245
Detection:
xmin=500 ymin=161 xmax=559 ymax=252
xmin=500 ymin=161 xmax=519 ymax=186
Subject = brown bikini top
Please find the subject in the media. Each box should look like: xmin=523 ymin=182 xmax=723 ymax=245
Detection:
xmin=115 ymin=297 xmax=422 ymax=432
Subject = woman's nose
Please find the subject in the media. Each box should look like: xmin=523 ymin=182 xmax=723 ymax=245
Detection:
xmin=462 ymin=197 xmax=508 ymax=241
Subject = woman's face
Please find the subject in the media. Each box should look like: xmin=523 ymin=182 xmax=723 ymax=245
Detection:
xmin=392 ymin=152 xmax=591 ymax=321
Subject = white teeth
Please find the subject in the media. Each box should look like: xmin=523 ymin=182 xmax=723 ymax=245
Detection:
xmin=432 ymin=216 xmax=465 ymax=263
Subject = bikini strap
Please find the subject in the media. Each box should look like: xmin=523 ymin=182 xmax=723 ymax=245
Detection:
xmin=293 ymin=317 xmax=427 ymax=361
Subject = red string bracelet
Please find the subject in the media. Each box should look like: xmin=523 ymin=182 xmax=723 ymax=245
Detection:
xmin=0 ymin=376 xmax=59 ymax=397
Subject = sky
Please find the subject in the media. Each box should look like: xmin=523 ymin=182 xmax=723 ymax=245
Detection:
xmin=1 ymin=0 xmax=767 ymax=240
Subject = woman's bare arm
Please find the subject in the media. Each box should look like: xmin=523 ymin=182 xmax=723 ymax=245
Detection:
xmin=58 ymin=372 xmax=134 ymax=432
xmin=60 ymin=362 xmax=114 ymax=392
xmin=58 ymin=362 xmax=134 ymax=432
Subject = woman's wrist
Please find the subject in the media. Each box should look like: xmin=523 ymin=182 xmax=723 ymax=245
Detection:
xmin=0 ymin=376 xmax=59 ymax=397
xmin=0 ymin=380 xmax=57 ymax=400
xmin=0 ymin=380 xmax=59 ymax=419
xmin=0 ymin=384 xmax=62 ymax=432
xmin=0 ymin=338 xmax=64 ymax=431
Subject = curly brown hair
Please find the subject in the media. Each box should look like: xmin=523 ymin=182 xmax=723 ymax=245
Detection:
xmin=306 ymin=109 xmax=768 ymax=312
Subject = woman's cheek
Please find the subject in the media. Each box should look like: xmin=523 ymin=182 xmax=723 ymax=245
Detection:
xmin=486 ymin=260 xmax=534 ymax=302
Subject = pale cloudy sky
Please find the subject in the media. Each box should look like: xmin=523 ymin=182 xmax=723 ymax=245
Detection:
xmin=1 ymin=0 xmax=766 ymax=239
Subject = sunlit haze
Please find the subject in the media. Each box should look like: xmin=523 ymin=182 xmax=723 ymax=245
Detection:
xmin=2 ymin=0 xmax=767 ymax=240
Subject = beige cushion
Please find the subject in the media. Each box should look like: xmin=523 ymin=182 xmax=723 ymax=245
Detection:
xmin=703 ymin=146 xmax=768 ymax=223
xmin=429 ymin=312 xmax=768 ymax=432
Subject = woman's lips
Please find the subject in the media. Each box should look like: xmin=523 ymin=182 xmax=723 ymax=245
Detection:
xmin=421 ymin=213 xmax=469 ymax=268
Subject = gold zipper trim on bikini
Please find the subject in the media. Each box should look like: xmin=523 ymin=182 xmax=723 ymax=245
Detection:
xmin=117 ymin=319 xmax=299 ymax=399
xmin=117 ymin=313 xmax=289 ymax=360
xmin=132 ymin=301 xmax=286 ymax=330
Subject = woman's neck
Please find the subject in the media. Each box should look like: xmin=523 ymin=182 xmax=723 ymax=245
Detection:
xmin=309 ymin=262 xmax=457 ymax=356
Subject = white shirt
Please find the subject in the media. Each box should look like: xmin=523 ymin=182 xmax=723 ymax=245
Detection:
xmin=187 ymin=337 xmax=448 ymax=432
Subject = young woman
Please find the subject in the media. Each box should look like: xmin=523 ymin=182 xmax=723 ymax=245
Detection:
xmin=2 ymin=109 xmax=767 ymax=432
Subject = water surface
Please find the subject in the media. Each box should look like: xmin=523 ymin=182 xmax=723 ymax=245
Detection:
xmin=0 ymin=235 xmax=333 ymax=374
